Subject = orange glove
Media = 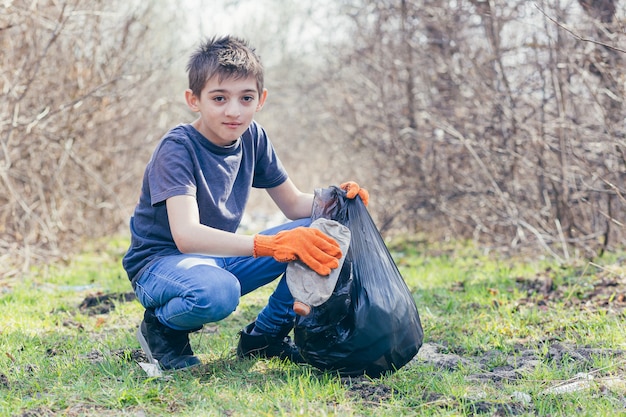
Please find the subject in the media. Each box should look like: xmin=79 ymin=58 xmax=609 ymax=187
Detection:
xmin=340 ymin=181 xmax=369 ymax=206
xmin=253 ymin=227 xmax=342 ymax=276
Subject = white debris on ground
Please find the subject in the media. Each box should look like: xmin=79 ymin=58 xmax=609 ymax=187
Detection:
xmin=138 ymin=359 xmax=163 ymax=378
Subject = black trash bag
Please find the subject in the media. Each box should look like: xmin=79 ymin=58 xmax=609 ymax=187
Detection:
xmin=294 ymin=186 xmax=424 ymax=377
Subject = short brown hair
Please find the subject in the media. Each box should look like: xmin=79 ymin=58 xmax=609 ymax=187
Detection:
xmin=186 ymin=35 xmax=264 ymax=97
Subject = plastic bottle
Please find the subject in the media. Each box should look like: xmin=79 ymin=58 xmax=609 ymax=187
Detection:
xmin=286 ymin=218 xmax=351 ymax=316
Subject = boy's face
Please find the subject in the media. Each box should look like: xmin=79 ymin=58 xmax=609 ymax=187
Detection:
xmin=185 ymin=75 xmax=267 ymax=147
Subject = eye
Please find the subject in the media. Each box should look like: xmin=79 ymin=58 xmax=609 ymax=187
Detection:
xmin=241 ymin=95 xmax=255 ymax=103
xmin=213 ymin=96 xmax=226 ymax=102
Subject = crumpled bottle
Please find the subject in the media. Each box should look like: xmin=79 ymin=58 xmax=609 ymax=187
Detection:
xmin=286 ymin=218 xmax=351 ymax=316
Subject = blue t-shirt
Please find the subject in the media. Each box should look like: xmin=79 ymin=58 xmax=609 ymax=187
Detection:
xmin=122 ymin=121 xmax=288 ymax=284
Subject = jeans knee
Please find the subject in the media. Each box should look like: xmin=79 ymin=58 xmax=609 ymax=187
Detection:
xmin=193 ymin=278 xmax=241 ymax=322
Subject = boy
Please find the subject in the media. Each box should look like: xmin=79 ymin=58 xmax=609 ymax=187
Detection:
xmin=122 ymin=35 xmax=368 ymax=370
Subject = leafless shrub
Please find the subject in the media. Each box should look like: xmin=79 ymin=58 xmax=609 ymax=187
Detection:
xmin=303 ymin=0 xmax=625 ymax=260
xmin=0 ymin=1 xmax=182 ymax=275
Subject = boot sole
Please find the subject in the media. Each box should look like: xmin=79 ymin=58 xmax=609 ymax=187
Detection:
xmin=136 ymin=325 xmax=157 ymax=365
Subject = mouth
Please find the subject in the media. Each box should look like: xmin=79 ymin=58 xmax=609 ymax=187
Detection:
xmin=224 ymin=122 xmax=242 ymax=129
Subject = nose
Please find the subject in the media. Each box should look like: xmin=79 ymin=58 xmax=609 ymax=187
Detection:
xmin=224 ymin=100 xmax=241 ymax=117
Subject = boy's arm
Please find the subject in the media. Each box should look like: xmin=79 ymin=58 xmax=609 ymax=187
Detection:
xmin=166 ymin=195 xmax=255 ymax=256
xmin=166 ymin=193 xmax=341 ymax=275
xmin=266 ymin=179 xmax=370 ymax=220
xmin=266 ymin=178 xmax=314 ymax=220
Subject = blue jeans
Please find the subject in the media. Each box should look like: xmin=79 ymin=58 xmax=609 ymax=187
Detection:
xmin=133 ymin=218 xmax=310 ymax=335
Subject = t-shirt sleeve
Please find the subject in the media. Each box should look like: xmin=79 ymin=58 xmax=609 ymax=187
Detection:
xmin=251 ymin=124 xmax=288 ymax=188
xmin=148 ymin=139 xmax=197 ymax=206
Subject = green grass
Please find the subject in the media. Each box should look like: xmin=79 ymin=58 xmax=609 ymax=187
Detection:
xmin=1 ymin=238 xmax=625 ymax=416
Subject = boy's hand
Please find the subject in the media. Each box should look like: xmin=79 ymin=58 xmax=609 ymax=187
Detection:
xmin=340 ymin=181 xmax=369 ymax=206
xmin=253 ymin=227 xmax=342 ymax=275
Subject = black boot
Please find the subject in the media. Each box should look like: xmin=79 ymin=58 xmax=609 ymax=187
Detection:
xmin=136 ymin=309 xmax=201 ymax=370
xmin=236 ymin=321 xmax=305 ymax=364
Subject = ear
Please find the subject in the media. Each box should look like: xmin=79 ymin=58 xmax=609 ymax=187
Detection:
xmin=256 ymin=88 xmax=268 ymax=111
xmin=185 ymin=89 xmax=200 ymax=112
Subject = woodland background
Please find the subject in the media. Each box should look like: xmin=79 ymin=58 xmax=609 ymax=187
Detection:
xmin=1 ymin=0 xmax=624 ymax=276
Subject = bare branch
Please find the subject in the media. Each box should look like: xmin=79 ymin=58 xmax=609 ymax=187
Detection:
xmin=534 ymin=2 xmax=626 ymax=54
